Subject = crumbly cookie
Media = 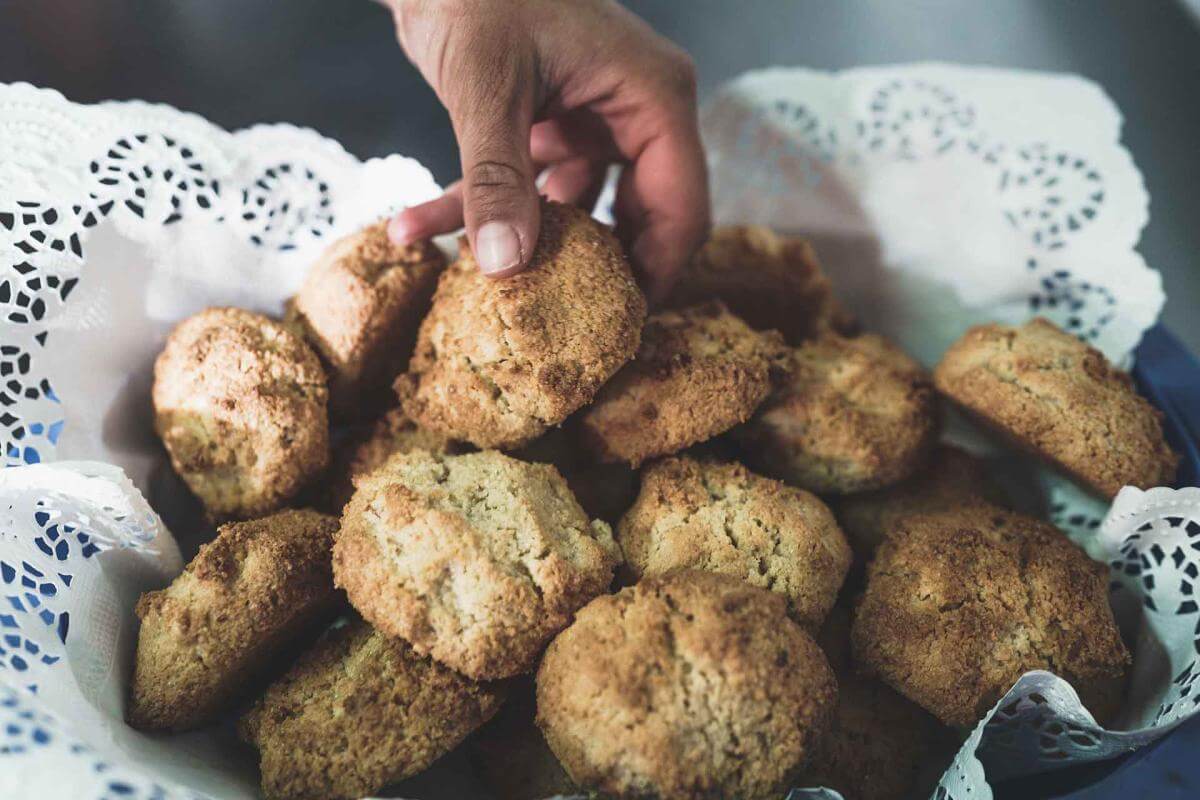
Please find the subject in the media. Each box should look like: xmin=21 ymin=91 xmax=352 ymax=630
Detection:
xmin=852 ymin=505 xmax=1130 ymax=727
xmin=618 ymin=456 xmax=851 ymax=628
xmin=831 ymin=444 xmax=993 ymax=558
xmin=128 ymin=509 xmax=340 ymax=731
xmin=513 ymin=429 xmax=638 ymax=524
xmin=153 ymin=307 xmax=329 ymax=520
xmin=396 ymin=199 xmax=645 ymax=450
xmin=737 ymin=332 xmax=939 ymax=494
xmin=322 ymin=406 xmax=463 ymax=513
xmin=578 ymin=301 xmax=790 ymax=466
xmin=536 ymin=571 xmax=837 ymax=800
xmin=665 ymin=225 xmax=856 ymax=343
xmin=288 ymin=221 xmax=446 ymax=420
xmin=471 ymin=679 xmax=576 ymax=800
xmin=333 ymin=449 xmax=620 ymax=679
xmin=801 ymin=608 xmax=943 ymax=800
xmin=239 ymin=619 xmax=504 ymax=800
xmin=933 ymin=318 xmax=1178 ymax=498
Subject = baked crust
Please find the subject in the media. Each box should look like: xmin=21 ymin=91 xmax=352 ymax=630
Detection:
xmin=933 ymin=318 xmax=1178 ymax=498
xmin=332 ymin=449 xmax=619 ymax=679
xmin=851 ymin=505 xmax=1130 ymax=727
xmin=128 ymin=509 xmax=341 ymax=731
xmin=152 ymin=307 xmax=329 ymax=520
xmin=397 ymin=199 xmax=646 ymax=449
xmin=536 ymin=571 xmax=837 ymax=799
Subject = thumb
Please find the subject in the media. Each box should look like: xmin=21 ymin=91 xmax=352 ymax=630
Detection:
xmin=447 ymin=67 xmax=540 ymax=278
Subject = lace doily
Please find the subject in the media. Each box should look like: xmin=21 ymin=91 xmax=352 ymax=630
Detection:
xmin=0 ymin=65 xmax=1192 ymax=800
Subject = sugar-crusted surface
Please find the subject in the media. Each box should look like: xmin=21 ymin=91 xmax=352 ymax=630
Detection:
xmin=831 ymin=444 xmax=993 ymax=558
xmin=153 ymin=307 xmax=329 ymax=520
xmin=618 ymin=456 xmax=851 ymax=628
xmin=665 ymin=225 xmax=855 ymax=343
xmin=333 ymin=449 xmax=620 ymax=679
xmin=933 ymin=317 xmax=1178 ymax=498
xmin=289 ymin=221 xmax=445 ymax=420
xmin=802 ymin=608 xmax=944 ymax=800
xmin=239 ymin=619 xmax=504 ymax=800
xmin=738 ymin=332 xmax=938 ymax=494
xmin=128 ymin=509 xmax=341 ymax=731
xmin=852 ymin=504 xmax=1130 ymax=727
xmin=579 ymin=301 xmax=790 ymax=466
xmin=536 ymin=571 xmax=837 ymax=800
xmin=397 ymin=200 xmax=646 ymax=450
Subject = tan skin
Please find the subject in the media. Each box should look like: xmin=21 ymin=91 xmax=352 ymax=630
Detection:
xmin=385 ymin=0 xmax=710 ymax=301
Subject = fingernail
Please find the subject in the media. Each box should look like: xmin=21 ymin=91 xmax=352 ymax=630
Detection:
xmin=387 ymin=213 xmax=415 ymax=245
xmin=474 ymin=222 xmax=521 ymax=275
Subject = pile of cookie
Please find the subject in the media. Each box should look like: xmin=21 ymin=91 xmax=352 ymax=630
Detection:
xmin=129 ymin=200 xmax=1179 ymax=800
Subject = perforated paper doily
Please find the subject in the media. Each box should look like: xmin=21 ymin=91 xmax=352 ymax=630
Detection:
xmin=0 ymin=65 xmax=1194 ymax=800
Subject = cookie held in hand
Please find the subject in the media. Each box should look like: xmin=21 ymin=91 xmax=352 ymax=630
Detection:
xmin=397 ymin=199 xmax=645 ymax=450
xmin=153 ymin=307 xmax=329 ymax=520
xmin=537 ymin=571 xmax=837 ymax=800
xmin=333 ymin=449 xmax=620 ymax=679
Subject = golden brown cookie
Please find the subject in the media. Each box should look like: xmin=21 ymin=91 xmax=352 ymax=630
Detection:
xmin=852 ymin=505 xmax=1130 ymax=727
xmin=801 ymin=608 xmax=944 ymax=800
xmin=333 ymin=449 xmax=619 ymax=679
xmin=471 ymin=679 xmax=576 ymax=800
xmin=396 ymin=199 xmax=645 ymax=450
xmin=287 ymin=221 xmax=445 ymax=420
xmin=128 ymin=509 xmax=340 ymax=731
xmin=536 ymin=571 xmax=837 ymax=800
xmin=578 ymin=301 xmax=790 ymax=466
xmin=737 ymin=332 xmax=939 ymax=494
xmin=831 ymin=444 xmax=994 ymax=558
xmin=933 ymin=318 xmax=1178 ymax=498
xmin=321 ymin=406 xmax=464 ymax=513
xmin=618 ymin=456 xmax=851 ymax=628
xmin=239 ymin=619 xmax=504 ymax=800
xmin=153 ymin=307 xmax=329 ymax=520
xmin=665 ymin=225 xmax=855 ymax=343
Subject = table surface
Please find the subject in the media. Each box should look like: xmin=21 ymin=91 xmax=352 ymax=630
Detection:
xmin=1 ymin=0 xmax=1196 ymax=351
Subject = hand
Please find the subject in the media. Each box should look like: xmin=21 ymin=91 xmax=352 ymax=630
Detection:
xmin=385 ymin=0 xmax=710 ymax=301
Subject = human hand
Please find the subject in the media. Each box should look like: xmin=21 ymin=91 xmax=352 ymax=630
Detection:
xmin=384 ymin=0 xmax=710 ymax=301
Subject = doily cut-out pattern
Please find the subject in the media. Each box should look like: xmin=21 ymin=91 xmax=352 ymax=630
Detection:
xmin=0 ymin=66 xmax=1190 ymax=800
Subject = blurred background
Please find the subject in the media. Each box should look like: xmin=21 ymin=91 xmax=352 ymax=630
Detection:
xmin=1 ymin=0 xmax=1197 ymax=349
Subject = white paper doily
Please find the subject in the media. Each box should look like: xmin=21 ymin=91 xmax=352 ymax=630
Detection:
xmin=0 ymin=66 xmax=1192 ymax=800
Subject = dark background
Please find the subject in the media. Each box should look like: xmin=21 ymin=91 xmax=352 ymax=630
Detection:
xmin=1 ymin=0 xmax=1197 ymax=349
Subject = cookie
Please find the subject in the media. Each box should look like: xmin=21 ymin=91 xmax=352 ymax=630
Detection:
xmin=801 ymin=608 xmax=943 ymax=800
xmin=471 ymin=680 xmax=576 ymax=800
xmin=128 ymin=509 xmax=340 ymax=731
xmin=513 ymin=429 xmax=638 ymax=525
xmin=396 ymin=199 xmax=645 ymax=449
xmin=321 ymin=406 xmax=463 ymax=513
xmin=578 ymin=301 xmax=790 ymax=466
xmin=737 ymin=332 xmax=938 ymax=494
xmin=153 ymin=307 xmax=329 ymax=520
xmin=618 ymin=456 xmax=851 ymax=628
xmin=332 ymin=450 xmax=619 ymax=679
xmin=287 ymin=221 xmax=446 ymax=420
xmin=536 ymin=571 xmax=837 ymax=800
xmin=665 ymin=225 xmax=855 ymax=343
xmin=831 ymin=444 xmax=993 ymax=558
xmin=933 ymin=318 xmax=1178 ymax=498
xmin=852 ymin=505 xmax=1130 ymax=727
xmin=239 ymin=619 xmax=504 ymax=800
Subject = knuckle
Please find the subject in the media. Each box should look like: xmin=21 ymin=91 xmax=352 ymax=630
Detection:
xmin=661 ymin=49 xmax=698 ymax=99
xmin=467 ymin=160 xmax=526 ymax=192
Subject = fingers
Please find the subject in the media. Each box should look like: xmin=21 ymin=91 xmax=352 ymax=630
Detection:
xmin=388 ymin=182 xmax=463 ymax=243
xmin=541 ymin=157 xmax=608 ymax=212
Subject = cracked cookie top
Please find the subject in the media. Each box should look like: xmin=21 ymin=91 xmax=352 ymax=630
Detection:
xmin=396 ymin=199 xmax=646 ymax=450
xmin=152 ymin=306 xmax=330 ymax=520
xmin=578 ymin=301 xmax=790 ymax=466
xmin=617 ymin=456 xmax=851 ymax=629
xmin=851 ymin=504 xmax=1130 ymax=727
xmin=536 ymin=571 xmax=836 ymax=800
xmin=332 ymin=449 xmax=620 ymax=680
xmin=933 ymin=317 xmax=1178 ymax=498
